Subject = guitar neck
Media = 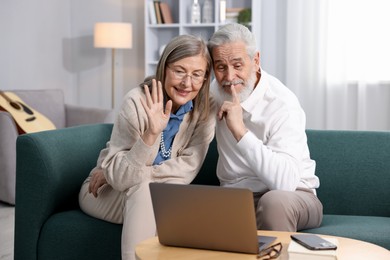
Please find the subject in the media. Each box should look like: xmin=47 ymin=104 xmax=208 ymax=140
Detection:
xmin=0 ymin=91 xmax=13 ymax=103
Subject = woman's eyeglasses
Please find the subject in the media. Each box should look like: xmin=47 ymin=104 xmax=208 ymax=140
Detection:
xmin=257 ymin=242 xmax=282 ymax=259
xmin=167 ymin=66 xmax=206 ymax=85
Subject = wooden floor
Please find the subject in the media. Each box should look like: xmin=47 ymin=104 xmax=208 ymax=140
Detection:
xmin=0 ymin=202 xmax=14 ymax=260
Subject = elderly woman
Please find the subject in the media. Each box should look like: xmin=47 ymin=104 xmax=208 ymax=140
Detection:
xmin=79 ymin=35 xmax=215 ymax=260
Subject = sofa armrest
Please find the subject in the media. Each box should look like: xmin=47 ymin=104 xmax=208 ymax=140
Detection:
xmin=14 ymin=123 xmax=113 ymax=260
xmin=0 ymin=111 xmax=18 ymax=204
xmin=65 ymin=104 xmax=115 ymax=127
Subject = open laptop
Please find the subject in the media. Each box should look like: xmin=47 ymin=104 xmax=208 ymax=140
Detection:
xmin=149 ymin=183 xmax=276 ymax=254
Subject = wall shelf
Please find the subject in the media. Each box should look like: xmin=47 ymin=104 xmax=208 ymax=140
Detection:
xmin=144 ymin=0 xmax=260 ymax=77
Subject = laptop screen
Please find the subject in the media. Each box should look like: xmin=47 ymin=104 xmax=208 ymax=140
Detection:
xmin=149 ymin=183 xmax=276 ymax=254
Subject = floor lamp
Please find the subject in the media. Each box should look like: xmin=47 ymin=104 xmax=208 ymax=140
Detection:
xmin=94 ymin=22 xmax=132 ymax=109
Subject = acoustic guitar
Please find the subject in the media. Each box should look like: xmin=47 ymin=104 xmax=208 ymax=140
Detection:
xmin=0 ymin=90 xmax=56 ymax=134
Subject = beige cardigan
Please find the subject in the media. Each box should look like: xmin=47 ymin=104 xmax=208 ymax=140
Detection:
xmin=97 ymin=87 xmax=216 ymax=192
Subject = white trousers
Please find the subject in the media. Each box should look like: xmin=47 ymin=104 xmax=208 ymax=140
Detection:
xmin=79 ymin=181 xmax=156 ymax=260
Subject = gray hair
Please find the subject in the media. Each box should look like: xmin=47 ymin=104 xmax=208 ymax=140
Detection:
xmin=208 ymin=23 xmax=257 ymax=58
xmin=156 ymin=35 xmax=212 ymax=83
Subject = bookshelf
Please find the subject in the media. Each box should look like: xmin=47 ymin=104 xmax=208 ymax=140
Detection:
xmin=144 ymin=0 xmax=261 ymax=77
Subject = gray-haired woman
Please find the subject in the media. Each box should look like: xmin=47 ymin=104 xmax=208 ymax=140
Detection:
xmin=79 ymin=35 xmax=215 ymax=260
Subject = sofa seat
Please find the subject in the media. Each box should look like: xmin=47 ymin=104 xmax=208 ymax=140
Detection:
xmin=38 ymin=210 xmax=121 ymax=260
xmin=302 ymin=214 xmax=390 ymax=250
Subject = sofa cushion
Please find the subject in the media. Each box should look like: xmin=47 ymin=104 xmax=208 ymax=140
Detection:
xmin=302 ymin=214 xmax=390 ymax=250
xmin=38 ymin=210 xmax=122 ymax=260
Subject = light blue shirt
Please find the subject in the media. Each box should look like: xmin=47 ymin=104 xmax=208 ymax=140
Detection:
xmin=153 ymin=100 xmax=193 ymax=165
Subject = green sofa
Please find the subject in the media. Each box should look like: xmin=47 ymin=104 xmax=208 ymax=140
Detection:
xmin=14 ymin=124 xmax=390 ymax=259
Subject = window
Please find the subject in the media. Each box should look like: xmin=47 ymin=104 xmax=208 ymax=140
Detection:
xmin=327 ymin=0 xmax=390 ymax=81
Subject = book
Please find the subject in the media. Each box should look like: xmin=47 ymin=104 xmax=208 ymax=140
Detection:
xmin=154 ymin=1 xmax=163 ymax=24
xmin=288 ymin=237 xmax=339 ymax=260
xmin=159 ymin=2 xmax=173 ymax=24
xmin=148 ymin=1 xmax=157 ymax=24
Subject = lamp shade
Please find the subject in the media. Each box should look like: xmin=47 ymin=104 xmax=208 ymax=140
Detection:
xmin=94 ymin=22 xmax=132 ymax=49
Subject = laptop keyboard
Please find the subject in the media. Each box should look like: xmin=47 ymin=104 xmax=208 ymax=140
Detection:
xmin=258 ymin=242 xmax=266 ymax=249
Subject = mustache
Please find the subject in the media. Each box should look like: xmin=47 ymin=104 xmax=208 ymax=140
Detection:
xmin=221 ymin=80 xmax=245 ymax=86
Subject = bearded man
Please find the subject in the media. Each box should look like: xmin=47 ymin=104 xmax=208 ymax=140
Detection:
xmin=208 ymin=23 xmax=323 ymax=232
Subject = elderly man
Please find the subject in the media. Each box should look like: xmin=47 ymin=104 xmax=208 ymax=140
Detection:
xmin=208 ymin=23 xmax=323 ymax=232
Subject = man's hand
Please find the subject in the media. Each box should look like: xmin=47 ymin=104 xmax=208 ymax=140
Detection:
xmin=217 ymin=85 xmax=248 ymax=141
xmin=88 ymin=168 xmax=108 ymax=198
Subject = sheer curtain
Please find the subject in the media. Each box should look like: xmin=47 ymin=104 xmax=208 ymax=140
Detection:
xmin=259 ymin=0 xmax=390 ymax=131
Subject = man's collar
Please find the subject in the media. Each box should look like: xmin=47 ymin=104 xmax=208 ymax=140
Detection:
xmin=241 ymin=69 xmax=269 ymax=112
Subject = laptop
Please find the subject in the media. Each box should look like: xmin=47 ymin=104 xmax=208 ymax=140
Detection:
xmin=149 ymin=183 xmax=276 ymax=254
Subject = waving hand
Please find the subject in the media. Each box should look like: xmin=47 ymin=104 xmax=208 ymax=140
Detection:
xmin=140 ymin=79 xmax=172 ymax=146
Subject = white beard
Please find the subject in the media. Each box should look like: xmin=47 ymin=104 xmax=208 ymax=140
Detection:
xmin=214 ymin=70 xmax=258 ymax=106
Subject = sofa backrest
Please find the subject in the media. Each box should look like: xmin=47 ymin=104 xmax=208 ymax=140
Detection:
xmin=192 ymin=138 xmax=220 ymax=186
xmin=27 ymin=123 xmax=386 ymax=217
xmin=306 ymin=129 xmax=390 ymax=217
xmin=194 ymin=130 xmax=390 ymax=218
xmin=11 ymin=89 xmax=66 ymax=128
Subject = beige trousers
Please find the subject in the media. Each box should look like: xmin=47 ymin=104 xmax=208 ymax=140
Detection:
xmin=79 ymin=181 xmax=155 ymax=260
xmin=254 ymin=188 xmax=323 ymax=231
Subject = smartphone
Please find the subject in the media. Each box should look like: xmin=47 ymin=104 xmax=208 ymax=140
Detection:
xmin=290 ymin=234 xmax=337 ymax=250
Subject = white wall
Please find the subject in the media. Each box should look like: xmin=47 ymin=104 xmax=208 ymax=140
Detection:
xmin=0 ymin=0 xmax=144 ymax=111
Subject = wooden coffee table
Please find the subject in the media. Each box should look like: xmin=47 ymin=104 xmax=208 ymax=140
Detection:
xmin=135 ymin=230 xmax=390 ymax=259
